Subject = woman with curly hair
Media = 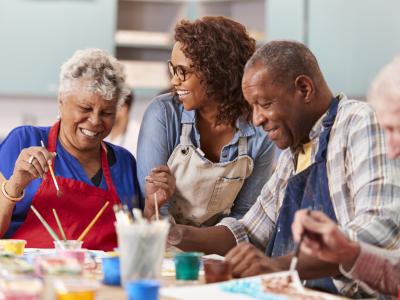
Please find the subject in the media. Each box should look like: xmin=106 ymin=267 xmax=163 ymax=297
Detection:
xmin=137 ymin=16 xmax=275 ymax=226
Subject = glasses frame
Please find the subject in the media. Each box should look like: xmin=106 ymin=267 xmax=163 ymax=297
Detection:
xmin=167 ymin=60 xmax=194 ymax=82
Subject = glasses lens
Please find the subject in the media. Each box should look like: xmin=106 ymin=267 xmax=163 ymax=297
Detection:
xmin=176 ymin=66 xmax=186 ymax=81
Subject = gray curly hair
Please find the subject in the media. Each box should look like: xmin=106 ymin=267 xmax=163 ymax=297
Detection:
xmin=59 ymin=48 xmax=129 ymax=105
xmin=368 ymin=56 xmax=400 ymax=112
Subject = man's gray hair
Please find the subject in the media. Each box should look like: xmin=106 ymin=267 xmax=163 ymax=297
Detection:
xmin=368 ymin=56 xmax=400 ymax=111
xmin=245 ymin=40 xmax=323 ymax=89
xmin=59 ymin=48 xmax=129 ymax=105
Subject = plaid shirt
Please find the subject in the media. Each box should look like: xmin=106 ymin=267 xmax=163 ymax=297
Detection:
xmin=218 ymin=94 xmax=400 ymax=295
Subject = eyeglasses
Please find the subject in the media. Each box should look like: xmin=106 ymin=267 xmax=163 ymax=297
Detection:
xmin=168 ymin=60 xmax=194 ymax=82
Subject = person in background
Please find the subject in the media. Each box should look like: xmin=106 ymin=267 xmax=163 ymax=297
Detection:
xmin=170 ymin=41 xmax=400 ymax=297
xmin=0 ymin=49 xmax=173 ymax=251
xmin=137 ymin=16 xmax=275 ymax=226
xmin=105 ymin=87 xmax=138 ymax=155
xmin=292 ymin=56 xmax=400 ymax=297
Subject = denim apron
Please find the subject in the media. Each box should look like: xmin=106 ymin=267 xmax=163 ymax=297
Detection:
xmin=265 ymin=98 xmax=339 ymax=293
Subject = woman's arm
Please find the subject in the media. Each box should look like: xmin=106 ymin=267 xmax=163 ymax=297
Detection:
xmin=292 ymin=209 xmax=400 ymax=296
xmin=0 ymin=173 xmax=17 ymax=237
xmin=0 ymin=127 xmax=55 ymax=237
xmin=341 ymin=243 xmax=400 ymax=296
xmin=136 ymin=95 xmax=180 ymax=212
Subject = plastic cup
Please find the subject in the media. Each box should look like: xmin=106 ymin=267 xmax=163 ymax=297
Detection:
xmin=54 ymin=278 xmax=99 ymax=300
xmin=0 ymin=276 xmax=42 ymax=300
xmin=0 ymin=239 xmax=27 ymax=256
xmin=116 ymin=220 xmax=170 ymax=285
xmin=125 ymin=280 xmax=160 ymax=300
xmin=57 ymin=249 xmax=86 ymax=265
xmin=174 ymin=252 xmax=203 ymax=281
xmin=54 ymin=240 xmax=83 ymax=250
xmin=102 ymin=256 xmax=121 ymax=286
xmin=203 ymin=259 xmax=232 ymax=283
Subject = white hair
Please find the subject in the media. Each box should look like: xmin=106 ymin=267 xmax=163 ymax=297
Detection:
xmin=368 ymin=56 xmax=400 ymax=112
xmin=59 ymin=48 xmax=129 ymax=105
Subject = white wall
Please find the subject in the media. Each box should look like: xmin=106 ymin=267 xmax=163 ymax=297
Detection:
xmin=267 ymin=0 xmax=400 ymax=97
xmin=0 ymin=96 xmax=58 ymax=141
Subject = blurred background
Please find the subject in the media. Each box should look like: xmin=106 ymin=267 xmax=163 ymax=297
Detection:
xmin=1 ymin=0 xmax=400 ymax=152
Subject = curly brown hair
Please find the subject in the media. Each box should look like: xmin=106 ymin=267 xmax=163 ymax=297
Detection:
xmin=174 ymin=16 xmax=256 ymax=126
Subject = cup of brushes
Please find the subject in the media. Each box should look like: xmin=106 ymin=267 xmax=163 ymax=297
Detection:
xmin=114 ymin=206 xmax=169 ymax=285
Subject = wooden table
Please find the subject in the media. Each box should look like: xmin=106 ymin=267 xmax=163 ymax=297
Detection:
xmin=97 ymin=276 xmax=200 ymax=300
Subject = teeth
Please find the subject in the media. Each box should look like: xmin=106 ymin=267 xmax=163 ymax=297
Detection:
xmin=177 ymin=90 xmax=190 ymax=96
xmin=81 ymin=128 xmax=97 ymax=137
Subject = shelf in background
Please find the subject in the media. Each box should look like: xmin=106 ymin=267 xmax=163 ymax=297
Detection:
xmin=121 ymin=60 xmax=170 ymax=92
xmin=115 ymin=30 xmax=172 ymax=49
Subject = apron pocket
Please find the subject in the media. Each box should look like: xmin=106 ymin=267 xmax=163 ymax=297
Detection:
xmin=207 ymin=176 xmax=245 ymax=215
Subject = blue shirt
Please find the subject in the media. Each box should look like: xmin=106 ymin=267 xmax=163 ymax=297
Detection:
xmin=0 ymin=125 xmax=141 ymax=237
xmin=137 ymin=93 xmax=275 ymax=219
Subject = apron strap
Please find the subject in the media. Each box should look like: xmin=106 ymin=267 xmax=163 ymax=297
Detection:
xmin=237 ymin=136 xmax=248 ymax=156
xmin=180 ymin=123 xmax=193 ymax=146
xmin=315 ymin=98 xmax=340 ymax=161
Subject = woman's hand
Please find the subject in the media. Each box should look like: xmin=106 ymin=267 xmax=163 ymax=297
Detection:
xmin=7 ymin=146 xmax=56 ymax=197
xmin=291 ymin=209 xmax=360 ymax=270
xmin=144 ymin=166 xmax=176 ymax=219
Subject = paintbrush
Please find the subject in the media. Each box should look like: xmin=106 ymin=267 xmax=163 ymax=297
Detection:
xmin=289 ymin=209 xmax=311 ymax=272
xmin=31 ymin=205 xmax=60 ymax=241
xmin=154 ymin=192 xmax=159 ymax=221
xmin=52 ymin=208 xmax=67 ymax=241
xmin=77 ymin=201 xmax=110 ymax=241
xmin=40 ymin=140 xmax=61 ymax=197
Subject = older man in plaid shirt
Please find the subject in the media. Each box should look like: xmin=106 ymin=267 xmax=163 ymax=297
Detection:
xmin=292 ymin=56 xmax=400 ymax=297
xmin=173 ymin=41 xmax=400 ymax=297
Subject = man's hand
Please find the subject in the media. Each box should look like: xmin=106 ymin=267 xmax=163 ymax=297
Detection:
xmin=225 ymin=243 xmax=282 ymax=278
xmin=291 ymin=209 xmax=360 ymax=271
xmin=144 ymin=166 xmax=176 ymax=219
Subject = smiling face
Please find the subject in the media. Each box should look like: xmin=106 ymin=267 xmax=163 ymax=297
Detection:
xmin=169 ymin=42 xmax=210 ymax=111
xmin=58 ymin=82 xmax=117 ymax=156
xmin=242 ymin=64 xmax=311 ymax=150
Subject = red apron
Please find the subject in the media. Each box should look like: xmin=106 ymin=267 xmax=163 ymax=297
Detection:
xmin=12 ymin=122 xmax=120 ymax=251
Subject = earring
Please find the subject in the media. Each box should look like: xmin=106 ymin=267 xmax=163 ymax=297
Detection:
xmin=57 ymin=113 xmax=61 ymax=120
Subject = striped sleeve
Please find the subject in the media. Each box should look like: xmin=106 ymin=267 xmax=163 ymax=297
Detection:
xmin=340 ymin=242 xmax=400 ymax=296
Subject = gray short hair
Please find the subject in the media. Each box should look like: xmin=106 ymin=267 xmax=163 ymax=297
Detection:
xmin=368 ymin=56 xmax=400 ymax=111
xmin=59 ymin=48 xmax=128 ymax=105
xmin=245 ymin=40 xmax=323 ymax=89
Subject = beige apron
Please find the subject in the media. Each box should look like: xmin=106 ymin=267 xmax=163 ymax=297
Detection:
xmin=167 ymin=123 xmax=254 ymax=226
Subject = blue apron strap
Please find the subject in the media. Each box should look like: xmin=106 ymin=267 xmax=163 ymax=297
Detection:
xmin=315 ymin=98 xmax=339 ymax=161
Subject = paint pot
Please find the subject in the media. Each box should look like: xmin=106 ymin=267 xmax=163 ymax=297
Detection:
xmin=102 ymin=256 xmax=121 ymax=286
xmin=174 ymin=252 xmax=203 ymax=281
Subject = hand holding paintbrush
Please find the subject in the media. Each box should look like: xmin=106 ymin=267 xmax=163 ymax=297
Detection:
xmin=292 ymin=209 xmax=360 ymax=269
xmin=40 ymin=140 xmax=61 ymax=197
xmin=143 ymin=166 xmax=175 ymax=219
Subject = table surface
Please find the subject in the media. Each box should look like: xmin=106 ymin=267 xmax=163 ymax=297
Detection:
xmin=13 ymin=248 xmax=348 ymax=300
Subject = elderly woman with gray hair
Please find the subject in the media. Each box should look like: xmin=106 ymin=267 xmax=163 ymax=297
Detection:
xmin=0 ymin=49 xmax=174 ymax=251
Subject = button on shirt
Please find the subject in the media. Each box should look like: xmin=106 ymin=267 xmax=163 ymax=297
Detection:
xmin=218 ymin=94 xmax=400 ymax=293
xmin=137 ymin=93 xmax=276 ymax=219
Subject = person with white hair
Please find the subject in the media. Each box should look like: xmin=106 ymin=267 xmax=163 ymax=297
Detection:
xmin=0 ymin=49 xmax=174 ymax=251
xmin=291 ymin=56 xmax=400 ymax=296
